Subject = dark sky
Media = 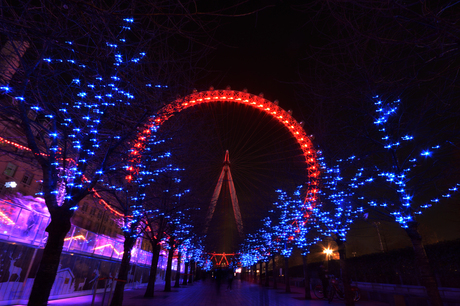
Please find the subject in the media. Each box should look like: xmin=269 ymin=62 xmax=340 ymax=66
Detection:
xmin=198 ymin=1 xmax=312 ymax=117
xmin=169 ymin=2 xmax=319 ymax=252
xmin=171 ymin=1 xmax=460 ymax=254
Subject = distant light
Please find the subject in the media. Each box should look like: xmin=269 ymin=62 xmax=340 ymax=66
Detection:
xmin=5 ymin=181 xmax=17 ymax=188
xmin=421 ymin=150 xmax=431 ymax=157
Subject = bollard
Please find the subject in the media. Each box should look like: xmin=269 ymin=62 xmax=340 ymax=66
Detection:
xmin=101 ymin=278 xmax=108 ymax=306
xmin=91 ymin=278 xmax=99 ymax=306
xmin=108 ymin=278 xmax=116 ymax=306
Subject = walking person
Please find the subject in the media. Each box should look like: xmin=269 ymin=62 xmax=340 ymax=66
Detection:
xmin=227 ymin=268 xmax=234 ymax=291
xmin=318 ymin=264 xmax=329 ymax=299
xmin=215 ymin=268 xmax=223 ymax=294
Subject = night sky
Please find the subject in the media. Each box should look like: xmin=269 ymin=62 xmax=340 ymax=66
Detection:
xmin=197 ymin=1 xmax=312 ymax=112
xmin=161 ymin=1 xmax=460 ymax=254
xmin=157 ymin=2 xmax=319 ymax=253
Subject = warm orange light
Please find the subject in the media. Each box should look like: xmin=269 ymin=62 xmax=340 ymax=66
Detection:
xmin=94 ymin=243 xmax=124 ymax=256
xmin=0 ymin=211 xmax=15 ymax=225
xmin=65 ymin=235 xmax=86 ymax=242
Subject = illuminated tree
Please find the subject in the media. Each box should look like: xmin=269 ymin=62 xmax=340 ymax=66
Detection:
xmin=140 ymin=166 xmax=187 ymax=297
xmin=238 ymin=233 xmax=262 ymax=282
xmin=0 ymin=1 xmax=216 ymax=304
xmin=256 ymin=217 xmax=281 ymax=288
xmin=171 ymin=210 xmax=195 ymax=288
xmin=0 ymin=7 xmax=152 ymax=305
xmin=300 ymin=3 xmax=460 ymax=306
xmin=318 ymin=156 xmax=368 ymax=306
xmin=271 ymin=189 xmax=300 ymax=293
xmin=97 ymin=130 xmax=174 ymax=306
xmin=287 ymin=187 xmax=322 ymax=300
xmin=357 ymin=95 xmax=459 ymax=306
xmin=164 ymin=207 xmax=194 ymax=292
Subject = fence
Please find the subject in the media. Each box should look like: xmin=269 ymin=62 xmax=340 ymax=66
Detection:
xmin=0 ymin=199 xmax=183 ymax=305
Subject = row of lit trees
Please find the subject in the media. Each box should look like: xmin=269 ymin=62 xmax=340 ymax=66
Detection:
xmin=0 ymin=1 xmax=219 ymax=305
xmin=239 ymin=93 xmax=459 ymax=306
xmin=299 ymin=2 xmax=460 ymax=304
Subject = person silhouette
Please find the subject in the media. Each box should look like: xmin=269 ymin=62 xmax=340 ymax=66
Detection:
xmin=227 ymin=268 xmax=234 ymax=291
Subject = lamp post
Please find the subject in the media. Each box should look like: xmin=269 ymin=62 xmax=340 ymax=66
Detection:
xmin=323 ymin=248 xmax=333 ymax=270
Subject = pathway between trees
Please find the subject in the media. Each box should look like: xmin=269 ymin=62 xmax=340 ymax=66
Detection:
xmin=39 ymin=279 xmax=391 ymax=306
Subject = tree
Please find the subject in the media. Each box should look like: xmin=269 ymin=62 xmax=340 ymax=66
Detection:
xmin=289 ymin=187 xmax=322 ymax=300
xmin=0 ymin=1 xmax=215 ymax=304
xmin=96 ymin=128 xmax=175 ymax=306
xmin=238 ymin=233 xmax=262 ymax=282
xmin=354 ymin=95 xmax=459 ymax=306
xmin=318 ymin=156 xmax=369 ymax=306
xmin=172 ymin=211 xmax=195 ymax=288
xmin=298 ymin=3 xmax=460 ymax=305
xmin=164 ymin=208 xmax=195 ymax=292
xmin=249 ymin=228 xmax=271 ymax=286
xmin=257 ymin=217 xmax=280 ymax=288
xmin=140 ymin=165 xmax=191 ymax=296
xmin=271 ymin=189 xmax=300 ymax=293
xmin=0 ymin=7 xmax=150 ymax=305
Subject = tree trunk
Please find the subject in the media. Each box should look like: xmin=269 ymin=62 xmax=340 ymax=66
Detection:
xmin=336 ymin=237 xmax=354 ymax=306
xmin=272 ymin=255 xmax=277 ymax=289
xmin=174 ymin=251 xmax=181 ymax=287
xmin=284 ymin=256 xmax=290 ymax=293
xmin=183 ymin=261 xmax=189 ymax=285
xmin=110 ymin=235 xmax=136 ymax=306
xmin=144 ymin=243 xmax=160 ymax=297
xmin=302 ymin=255 xmax=312 ymax=299
xmin=188 ymin=260 xmax=194 ymax=283
xmin=28 ymin=215 xmax=71 ymax=306
xmin=164 ymin=244 xmax=174 ymax=292
xmin=259 ymin=262 xmax=263 ymax=286
xmin=253 ymin=264 xmax=257 ymax=283
xmin=406 ymin=221 xmax=443 ymax=306
xmin=265 ymin=261 xmax=269 ymax=286
xmin=195 ymin=265 xmax=201 ymax=281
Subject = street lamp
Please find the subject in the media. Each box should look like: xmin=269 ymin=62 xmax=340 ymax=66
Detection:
xmin=323 ymin=248 xmax=333 ymax=269
xmin=323 ymin=248 xmax=333 ymax=259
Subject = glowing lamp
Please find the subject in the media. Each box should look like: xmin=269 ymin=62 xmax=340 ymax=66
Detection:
xmin=5 ymin=181 xmax=17 ymax=188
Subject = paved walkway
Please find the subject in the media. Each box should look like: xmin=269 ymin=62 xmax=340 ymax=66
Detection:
xmin=44 ymin=279 xmax=390 ymax=306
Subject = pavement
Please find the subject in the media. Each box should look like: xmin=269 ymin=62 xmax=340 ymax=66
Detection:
xmin=42 ymin=279 xmax=391 ymax=306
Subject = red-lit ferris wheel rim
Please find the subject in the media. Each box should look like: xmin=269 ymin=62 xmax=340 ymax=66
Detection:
xmin=127 ymin=89 xmax=320 ymax=213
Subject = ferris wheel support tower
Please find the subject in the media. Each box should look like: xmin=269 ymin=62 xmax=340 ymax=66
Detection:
xmin=205 ymin=150 xmax=244 ymax=238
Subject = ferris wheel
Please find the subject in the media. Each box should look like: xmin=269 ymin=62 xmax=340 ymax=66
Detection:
xmin=128 ymin=89 xmax=320 ymax=247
